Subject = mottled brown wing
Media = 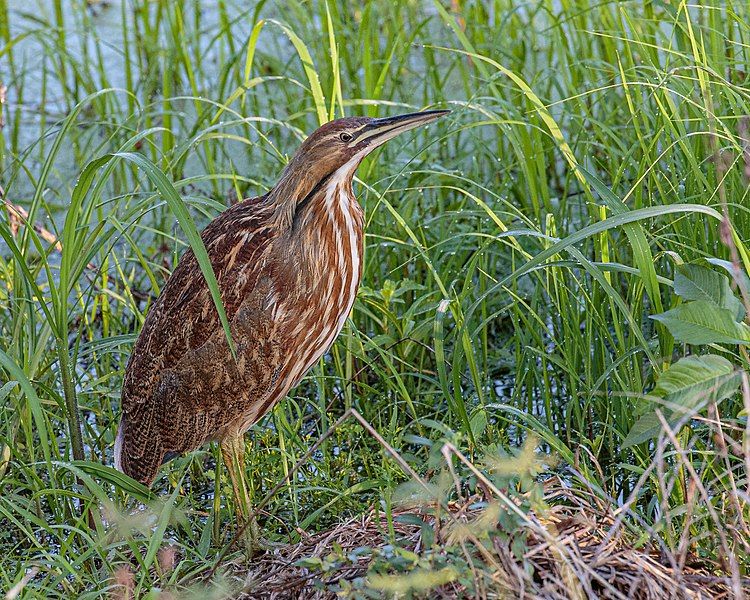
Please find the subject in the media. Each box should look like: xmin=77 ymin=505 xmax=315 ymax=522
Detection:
xmin=118 ymin=198 xmax=283 ymax=483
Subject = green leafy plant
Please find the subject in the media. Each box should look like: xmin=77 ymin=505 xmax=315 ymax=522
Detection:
xmin=626 ymin=263 xmax=748 ymax=447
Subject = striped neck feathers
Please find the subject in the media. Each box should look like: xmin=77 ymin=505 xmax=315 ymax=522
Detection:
xmin=270 ymin=150 xmax=367 ymax=231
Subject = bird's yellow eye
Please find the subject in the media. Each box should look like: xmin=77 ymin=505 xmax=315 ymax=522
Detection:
xmin=340 ymin=132 xmax=353 ymax=142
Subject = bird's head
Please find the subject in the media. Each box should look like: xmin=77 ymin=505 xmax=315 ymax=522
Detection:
xmin=292 ymin=110 xmax=449 ymax=174
xmin=268 ymin=110 xmax=449 ymax=222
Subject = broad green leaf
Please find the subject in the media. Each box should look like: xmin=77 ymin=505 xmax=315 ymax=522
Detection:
xmin=653 ymin=354 xmax=739 ymax=408
xmin=674 ymin=264 xmax=743 ymax=319
xmin=650 ymin=301 xmax=750 ymax=345
xmin=624 ymin=354 xmax=741 ymax=447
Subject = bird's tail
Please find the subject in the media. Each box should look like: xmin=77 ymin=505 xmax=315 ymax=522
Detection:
xmin=113 ymin=414 xmax=176 ymax=484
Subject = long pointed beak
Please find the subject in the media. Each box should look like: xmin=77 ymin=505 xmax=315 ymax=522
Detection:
xmin=351 ymin=109 xmax=450 ymax=148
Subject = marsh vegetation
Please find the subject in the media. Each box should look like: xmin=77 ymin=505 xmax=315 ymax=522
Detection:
xmin=1 ymin=0 xmax=749 ymax=597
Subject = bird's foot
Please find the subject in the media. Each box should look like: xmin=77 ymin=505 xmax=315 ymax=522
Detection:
xmin=246 ymin=534 xmax=284 ymax=553
xmin=235 ymin=515 xmax=283 ymax=558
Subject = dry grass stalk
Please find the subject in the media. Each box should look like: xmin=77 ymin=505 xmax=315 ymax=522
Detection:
xmin=0 ymin=186 xmax=63 ymax=252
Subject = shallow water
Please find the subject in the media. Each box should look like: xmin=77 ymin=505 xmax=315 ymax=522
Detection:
xmin=3 ymin=1 xmax=274 ymax=200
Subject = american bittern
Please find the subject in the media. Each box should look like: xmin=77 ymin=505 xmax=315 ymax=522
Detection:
xmin=115 ymin=109 xmax=448 ymax=551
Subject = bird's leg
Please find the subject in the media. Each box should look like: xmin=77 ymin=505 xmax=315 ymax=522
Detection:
xmin=220 ymin=433 xmax=260 ymax=555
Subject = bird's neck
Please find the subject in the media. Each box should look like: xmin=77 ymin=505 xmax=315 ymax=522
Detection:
xmin=297 ymin=173 xmax=363 ymax=248
xmin=268 ymin=149 xmax=368 ymax=232
xmin=288 ymin=161 xmax=363 ymax=285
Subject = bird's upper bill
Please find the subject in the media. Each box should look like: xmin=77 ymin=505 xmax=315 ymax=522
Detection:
xmin=293 ymin=109 xmax=450 ymax=163
xmin=349 ymin=109 xmax=450 ymax=150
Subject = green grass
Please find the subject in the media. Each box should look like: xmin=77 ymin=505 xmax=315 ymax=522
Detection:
xmin=1 ymin=0 xmax=749 ymax=597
